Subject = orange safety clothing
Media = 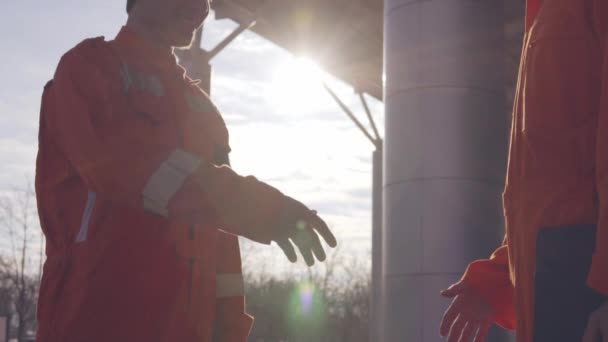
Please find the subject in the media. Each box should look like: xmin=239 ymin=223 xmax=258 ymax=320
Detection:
xmin=461 ymin=0 xmax=608 ymax=341
xmin=35 ymin=26 xmax=283 ymax=341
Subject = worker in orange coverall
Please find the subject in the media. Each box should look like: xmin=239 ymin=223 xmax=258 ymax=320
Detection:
xmin=34 ymin=0 xmax=337 ymax=341
xmin=439 ymin=0 xmax=608 ymax=341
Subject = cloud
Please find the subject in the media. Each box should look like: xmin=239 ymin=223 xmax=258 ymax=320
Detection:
xmin=0 ymin=139 xmax=36 ymax=192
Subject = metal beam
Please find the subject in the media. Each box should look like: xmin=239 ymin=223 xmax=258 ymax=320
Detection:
xmin=358 ymin=91 xmax=381 ymax=142
xmin=322 ymin=82 xmax=377 ymax=146
xmin=207 ymin=19 xmax=257 ymax=61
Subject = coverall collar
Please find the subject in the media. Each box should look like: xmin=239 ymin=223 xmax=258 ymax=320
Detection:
xmin=114 ymin=26 xmax=179 ymax=70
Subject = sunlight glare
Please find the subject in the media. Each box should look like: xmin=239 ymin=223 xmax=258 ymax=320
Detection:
xmin=266 ymin=56 xmax=330 ymax=114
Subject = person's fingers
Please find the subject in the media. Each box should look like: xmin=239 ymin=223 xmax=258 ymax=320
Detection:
xmin=291 ymin=233 xmax=315 ymax=267
xmin=473 ymin=321 xmax=490 ymax=342
xmin=441 ymin=281 xmax=467 ymax=298
xmin=307 ymin=229 xmax=327 ymax=262
xmin=459 ymin=321 xmax=478 ymax=342
xmin=440 ymin=298 xmax=461 ymax=337
xmin=583 ymin=313 xmax=601 ymax=342
xmin=448 ymin=315 xmax=467 ymax=342
xmin=275 ymin=239 xmax=297 ymax=263
xmin=299 ymin=244 xmax=315 ymax=266
xmin=281 ymin=197 xmax=335 ymax=247
xmin=308 ymin=213 xmax=337 ymax=247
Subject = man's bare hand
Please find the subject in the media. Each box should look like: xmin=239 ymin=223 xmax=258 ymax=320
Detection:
xmin=440 ymin=281 xmax=494 ymax=342
xmin=582 ymin=300 xmax=608 ymax=342
xmin=273 ymin=196 xmax=337 ymax=267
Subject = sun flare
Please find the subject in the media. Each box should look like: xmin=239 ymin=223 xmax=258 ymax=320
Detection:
xmin=266 ymin=56 xmax=330 ymax=114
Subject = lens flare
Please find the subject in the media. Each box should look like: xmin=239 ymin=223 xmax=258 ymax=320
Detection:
xmin=287 ymin=281 xmax=328 ymax=339
xmin=296 ymin=220 xmax=307 ymax=231
xmin=299 ymin=283 xmax=314 ymax=314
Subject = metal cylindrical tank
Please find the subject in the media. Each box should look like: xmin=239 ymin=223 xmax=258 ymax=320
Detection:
xmin=382 ymin=1 xmax=510 ymax=340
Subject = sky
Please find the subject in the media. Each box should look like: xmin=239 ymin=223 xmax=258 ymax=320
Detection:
xmin=0 ymin=1 xmax=384 ymax=276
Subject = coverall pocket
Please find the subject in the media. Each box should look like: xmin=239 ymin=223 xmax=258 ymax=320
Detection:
xmin=523 ymin=35 xmax=597 ymax=136
xmin=523 ymin=0 xmax=598 ymax=137
xmin=117 ymin=86 xmax=178 ymax=146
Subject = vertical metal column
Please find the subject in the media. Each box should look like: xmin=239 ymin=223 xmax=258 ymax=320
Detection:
xmin=323 ymin=85 xmax=384 ymax=342
xmin=382 ymin=1 xmax=510 ymax=341
xmin=371 ymin=144 xmax=383 ymax=342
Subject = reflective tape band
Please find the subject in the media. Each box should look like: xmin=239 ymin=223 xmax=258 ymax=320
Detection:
xmin=217 ymin=273 xmax=245 ymax=298
xmin=142 ymin=149 xmax=201 ymax=218
xmin=75 ymin=191 xmax=97 ymax=243
xmin=142 ymin=198 xmax=169 ymax=218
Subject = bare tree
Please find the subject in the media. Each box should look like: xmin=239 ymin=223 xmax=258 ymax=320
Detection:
xmin=0 ymin=258 xmax=13 ymax=316
xmin=0 ymin=186 xmax=43 ymax=340
xmin=241 ymin=244 xmax=371 ymax=342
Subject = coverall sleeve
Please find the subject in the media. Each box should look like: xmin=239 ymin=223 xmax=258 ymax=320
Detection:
xmin=461 ymin=237 xmax=516 ymax=329
xmin=588 ymin=4 xmax=608 ymax=297
xmin=48 ymin=48 xmax=209 ymax=219
xmin=49 ymin=48 xmax=285 ymax=243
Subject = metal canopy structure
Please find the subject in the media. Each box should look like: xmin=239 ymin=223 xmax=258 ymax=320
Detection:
xmin=210 ymin=0 xmax=525 ymax=103
xmin=211 ymin=0 xmax=384 ymax=100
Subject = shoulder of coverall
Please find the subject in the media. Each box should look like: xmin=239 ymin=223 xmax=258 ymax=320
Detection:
xmin=56 ymin=36 xmax=114 ymax=72
xmin=52 ymin=37 xmax=121 ymax=109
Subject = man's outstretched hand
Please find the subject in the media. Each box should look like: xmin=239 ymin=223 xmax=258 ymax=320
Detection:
xmin=440 ymin=281 xmax=494 ymax=342
xmin=193 ymin=167 xmax=337 ymax=265
xmin=273 ymin=196 xmax=337 ymax=267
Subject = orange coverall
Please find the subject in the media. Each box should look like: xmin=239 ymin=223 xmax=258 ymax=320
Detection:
xmin=35 ymin=27 xmax=283 ymax=341
xmin=460 ymin=0 xmax=608 ymax=341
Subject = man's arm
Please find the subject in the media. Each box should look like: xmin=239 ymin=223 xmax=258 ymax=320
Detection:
xmin=48 ymin=44 xmax=336 ymax=257
xmin=460 ymin=237 xmax=516 ymax=329
xmin=49 ymin=47 xmax=251 ymax=226
xmin=49 ymin=45 xmax=213 ymax=220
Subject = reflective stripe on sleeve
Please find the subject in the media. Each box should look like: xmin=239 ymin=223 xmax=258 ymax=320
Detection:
xmin=217 ymin=273 xmax=245 ymax=298
xmin=142 ymin=149 xmax=201 ymax=217
xmin=75 ymin=191 xmax=97 ymax=243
